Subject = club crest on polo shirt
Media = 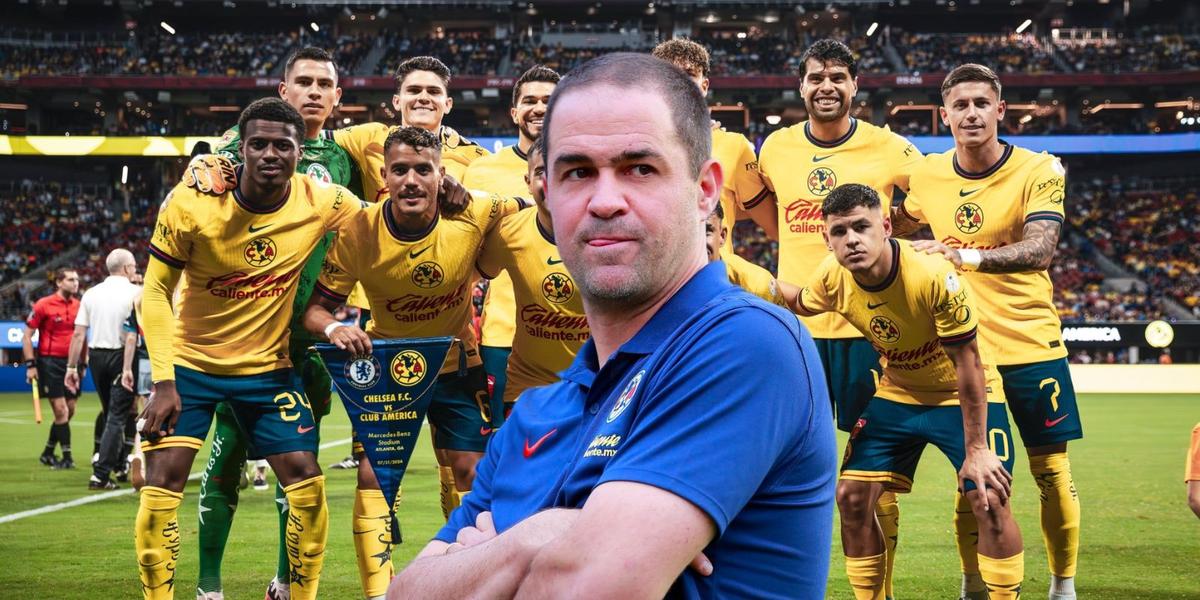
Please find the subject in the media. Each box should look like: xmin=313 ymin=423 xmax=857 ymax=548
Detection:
xmin=607 ymin=370 xmax=644 ymax=423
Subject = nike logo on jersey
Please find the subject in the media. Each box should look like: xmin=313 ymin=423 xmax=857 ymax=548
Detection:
xmin=297 ymin=424 xmax=315 ymax=434
xmin=959 ymin=188 xmax=981 ymax=197
xmin=867 ymin=301 xmax=888 ymax=310
xmin=248 ymin=224 xmax=272 ymax=233
xmin=523 ymin=429 xmax=558 ymax=459
xmin=1044 ymin=414 xmax=1069 ymax=428
xmin=480 ymin=426 xmax=493 ymax=436
xmin=409 ymin=245 xmax=433 ymax=259
xmin=547 ymin=257 xmax=564 ymax=265
xmin=812 ymin=154 xmax=835 ymax=162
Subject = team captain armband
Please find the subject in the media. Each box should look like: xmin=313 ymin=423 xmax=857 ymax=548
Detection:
xmin=182 ymin=154 xmax=237 ymax=195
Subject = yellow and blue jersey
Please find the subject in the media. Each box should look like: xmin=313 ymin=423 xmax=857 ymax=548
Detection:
xmin=333 ymin=122 xmax=490 ymax=204
xmin=711 ymin=126 xmax=769 ymax=252
xmin=721 ymin=250 xmax=785 ymax=307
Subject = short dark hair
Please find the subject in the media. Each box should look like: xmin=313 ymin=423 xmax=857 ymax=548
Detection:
xmin=941 ymin=63 xmax=1002 ymax=99
xmin=238 ymin=97 xmax=306 ymax=143
xmin=285 ymin=46 xmax=338 ymax=79
xmin=528 ymin=135 xmax=544 ymax=162
xmin=54 ymin=268 xmax=76 ymax=282
xmin=710 ymin=200 xmax=724 ymax=221
xmin=799 ymin=39 xmax=857 ymax=79
xmin=394 ymin=56 xmax=452 ymax=91
xmin=821 ymin=183 xmax=880 ymax=217
xmin=384 ymin=125 xmax=441 ymax=157
xmin=652 ymin=38 xmax=711 ymax=78
xmin=542 ymin=52 xmax=711 ymax=176
xmin=512 ymin=65 xmax=560 ymax=107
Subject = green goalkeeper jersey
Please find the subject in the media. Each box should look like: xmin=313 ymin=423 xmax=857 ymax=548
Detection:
xmin=216 ymin=126 xmax=363 ymax=343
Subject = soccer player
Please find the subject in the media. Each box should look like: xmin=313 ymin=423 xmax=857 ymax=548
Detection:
xmin=464 ymin=65 xmax=560 ymax=409
xmin=23 ymin=268 xmax=81 ymax=469
xmin=894 ymin=63 xmax=1082 ymax=600
xmin=303 ymin=126 xmax=526 ymax=600
xmin=757 ymin=38 xmax=922 ymax=596
xmin=136 ymin=98 xmax=361 ymax=600
xmin=475 ymin=135 xmax=587 ymax=407
xmin=704 ymin=203 xmax=788 ymax=306
xmin=652 ymin=38 xmax=777 ymax=248
xmin=789 ymin=183 xmax=1024 ymax=600
xmin=1187 ymin=423 xmax=1200 ymax=519
xmin=192 ymin=46 xmax=361 ymax=600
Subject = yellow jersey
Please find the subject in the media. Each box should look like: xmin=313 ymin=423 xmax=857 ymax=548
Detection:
xmin=799 ymin=239 xmax=1004 ymax=407
xmin=902 ymin=143 xmax=1068 ymax=365
xmin=477 ymin=209 xmax=588 ymax=402
xmin=462 ymin=144 xmax=534 ymax=349
xmin=148 ymin=170 xmax=361 ymax=378
xmin=315 ymin=192 xmax=523 ymax=374
xmin=758 ymin=118 xmax=921 ymax=339
xmin=722 ymin=250 xmax=785 ymax=307
xmin=711 ymin=126 xmax=769 ymax=252
xmin=333 ymin=122 xmax=490 ymax=204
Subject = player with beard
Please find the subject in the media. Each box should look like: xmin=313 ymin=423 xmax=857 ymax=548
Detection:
xmin=464 ymin=65 xmax=559 ymax=417
xmin=757 ymin=39 xmax=921 ymax=599
xmin=303 ymin=127 xmax=527 ymax=600
xmin=894 ymin=64 xmax=1081 ymax=600
xmin=193 ymin=46 xmax=363 ymax=600
xmin=136 ymin=98 xmax=362 ymax=600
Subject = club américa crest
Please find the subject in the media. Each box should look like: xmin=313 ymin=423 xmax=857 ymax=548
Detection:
xmin=412 ymin=261 xmax=445 ymax=288
xmin=869 ymin=316 xmax=901 ymax=344
xmin=305 ymin=163 xmax=333 ymax=184
xmin=344 ymin=355 xmax=382 ymax=390
xmin=244 ymin=237 xmax=277 ymax=267
xmin=955 ymin=202 xmax=984 ymax=234
xmin=390 ymin=350 xmax=428 ymax=386
xmin=807 ymin=167 xmax=837 ymax=196
xmin=541 ymin=272 xmax=575 ymax=304
xmin=607 ymin=370 xmax=644 ymax=423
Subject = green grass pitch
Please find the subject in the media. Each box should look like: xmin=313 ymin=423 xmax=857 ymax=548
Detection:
xmin=0 ymin=393 xmax=1196 ymax=599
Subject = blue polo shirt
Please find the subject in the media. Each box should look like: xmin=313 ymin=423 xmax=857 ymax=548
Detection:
xmin=438 ymin=262 xmax=836 ymax=599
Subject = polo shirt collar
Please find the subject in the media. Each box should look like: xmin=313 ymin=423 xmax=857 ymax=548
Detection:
xmin=558 ymin=261 xmax=732 ymax=387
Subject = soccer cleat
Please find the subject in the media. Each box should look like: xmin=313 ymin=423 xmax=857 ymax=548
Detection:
xmin=239 ymin=466 xmax=251 ymax=490
xmin=39 ymin=453 xmax=57 ymax=467
xmin=91 ymin=452 xmax=100 ymax=467
xmin=329 ymin=455 xmax=359 ymax=469
xmin=53 ymin=458 xmax=76 ymax=470
xmin=264 ymin=577 xmax=290 ymax=600
xmin=88 ymin=475 xmax=118 ymax=490
xmin=253 ymin=473 xmax=269 ymax=491
xmin=115 ymin=469 xmax=129 ymax=483
xmin=196 ymin=588 xmax=225 ymax=600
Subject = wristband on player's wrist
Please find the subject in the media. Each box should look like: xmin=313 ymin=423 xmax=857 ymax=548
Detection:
xmin=24 ymin=359 xmax=35 ymax=368
xmin=958 ymin=249 xmax=982 ymax=271
xmin=324 ymin=322 xmax=345 ymax=339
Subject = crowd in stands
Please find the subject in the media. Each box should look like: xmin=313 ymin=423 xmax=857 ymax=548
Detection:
xmin=377 ymin=32 xmax=508 ymax=76
xmin=1055 ymin=31 xmax=1200 ymax=74
xmin=895 ymin=32 xmax=1057 ymax=74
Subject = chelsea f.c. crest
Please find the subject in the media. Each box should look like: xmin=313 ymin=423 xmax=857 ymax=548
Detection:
xmin=608 ymin=370 xmax=644 ymax=423
xmin=345 ymin=355 xmax=382 ymax=390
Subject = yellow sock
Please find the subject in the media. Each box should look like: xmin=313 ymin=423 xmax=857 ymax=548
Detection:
xmin=283 ymin=476 xmax=329 ymax=600
xmin=954 ymin=491 xmax=981 ymax=576
xmin=1029 ymin=452 xmax=1080 ymax=578
xmin=845 ymin=552 xmax=886 ymax=600
xmin=135 ymin=486 xmax=183 ymax=600
xmin=438 ymin=466 xmax=457 ymax=520
xmin=875 ymin=492 xmax=900 ymax=599
xmin=353 ymin=488 xmax=394 ymax=598
xmin=979 ymin=551 xmax=1024 ymax=600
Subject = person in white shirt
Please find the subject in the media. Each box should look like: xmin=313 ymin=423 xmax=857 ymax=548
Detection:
xmin=64 ymin=248 xmax=141 ymax=489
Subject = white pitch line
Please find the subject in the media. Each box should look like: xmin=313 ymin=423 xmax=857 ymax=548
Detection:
xmin=0 ymin=437 xmax=352 ymax=525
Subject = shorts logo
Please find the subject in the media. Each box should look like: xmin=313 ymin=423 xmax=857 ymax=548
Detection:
xmin=345 ymin=355 xmax=381 ymax=390
xmin=305 ymin=163 xmax=333 ymax=184
xmin=807 ymin=167 xmax=837 ymax=196
xmin=244 ymin=237 xmax=277 ymax=267
xmin=869 ymin=316 xmax=901 ymax=344
xmin=607 ymin=370 xmax=644 ymax=423
xmin=390 ymin=350 xmax=427 ymax=386
xmin=411 ymin=261 xmax=444 ymax=288
xmin=541 ymin=272 xmax=575 ymax=304
xmin=955 ymin=203 xmax=984 ymax=234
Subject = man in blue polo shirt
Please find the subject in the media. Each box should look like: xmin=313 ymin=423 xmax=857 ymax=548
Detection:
xmin=390 ymin=52 xmax=837 ymax=599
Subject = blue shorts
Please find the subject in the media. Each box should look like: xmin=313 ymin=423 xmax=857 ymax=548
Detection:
xmin=998 ymin=358 xmax=1083 ymax=447
xmin=840 ymin=397 xmax=1016 ymax=493
xmin=142 ymin=365 xmax=318 ymax=457
xmin=814 ymin=337 xmax=881 ymax=432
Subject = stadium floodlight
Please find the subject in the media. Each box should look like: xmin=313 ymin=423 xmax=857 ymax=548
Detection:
xmin=866 ymin=22 xmax=879 ymax=37
xmin=121 ymin=165 xmax=128 ymax=185
xmin=160 ymin=21 xmax=176 ymax=35
xmin=765 ymin=115 xmax=782 ymax=125
xmin=310 ymin=22 xmax=319 ymax=32
xmin=1016 ymin=19 xmax=1032 ymax=34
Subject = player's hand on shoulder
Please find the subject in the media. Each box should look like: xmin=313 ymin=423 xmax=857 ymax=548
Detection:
xmin=959 ymin=447 xmax=1013 ymax=511
xmin=139 ymin=380 xmax=182 ymax=442
xmin=328 ymin=324 xmax=373 ymax=357
xmin=182 ymin=154 xmax=237 ymax=195
xmin=912 ymin=239 xmax=962 ymax=268
xmin=438 ymin=174 xmax=471 ymax=217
